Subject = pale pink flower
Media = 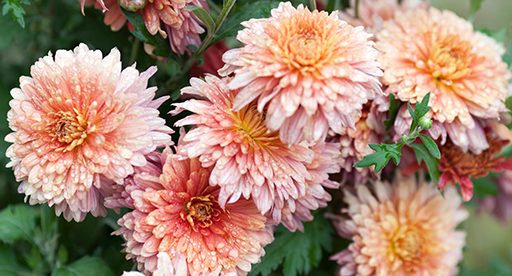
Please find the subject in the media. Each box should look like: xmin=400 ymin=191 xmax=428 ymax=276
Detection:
xmin=113 ymin=146 xmax=273 ymax=275
xmin=122 ymin=252 xmax=188 ymax=276
xmin=378 ymin=7 xmax=511 ymax=153
xmin=271 ymin=140 xmax=341 ymax=232
xmin=219 ymin=2 xmax=382 ymax=144
xmin=5 ymin=44 xmax=173 ymax=222
xmin=330 ymin=175 xmax=468 ymax=276
xmin=338 ymin=0 xmax=428 ymax=35
xmin=84 ymin=0 xmax=207 ymax=55
xmin=335 ymin=94 xmax=388 ymax=186
xmin=172 ymin=75 xmax=340 ymax=228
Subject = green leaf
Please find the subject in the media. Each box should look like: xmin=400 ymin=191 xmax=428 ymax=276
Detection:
xmin=211 ymin=1 xmax=279 ymax=45
xmin=249 ymin=212 xmax=334 ymax=276
xmin=469 ymin=0 xmax=485 ymax=21
xmin=0 ymin=243 xmax=31 ymax=274
xmin=185 ymin=6 xmax=215 ymax=34
xmin=1 ymin=0 xmax=30 ymax=28
xmin=407 ymin=102 xmax=418 ymax=131
xmin=354 ymin=143 xmax=403 ymax=173
xmin=120 ymin=8 xmax=173 ymax=58
xmin=472 ymin=177 xmax=498 ymax=198
xmin=384 ymin=94 xmax=402 ymax=130
xmin=418 ymin=134 xmax=441 ymax=159
xmin=52 ymin=256 xmax=115 ymax=276
xmin=415 ymin=92 xmax=431 ymax=118
xmin=409 ymin=143 xmax=441 ymax=184
xmin=0 ymin=204 xmax=36 ymax=243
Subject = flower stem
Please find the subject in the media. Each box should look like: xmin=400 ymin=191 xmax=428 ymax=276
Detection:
xmin=354 ymin=0 xmax=359 ymax=19
xmin=309 ymin=0 xmax=317 ymax=10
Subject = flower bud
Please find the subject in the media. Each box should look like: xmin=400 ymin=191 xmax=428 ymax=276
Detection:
xmin=118 ymin=0 xmax=146 ymax=11
xmin=419 ymin=116 xmax=433 ymax=130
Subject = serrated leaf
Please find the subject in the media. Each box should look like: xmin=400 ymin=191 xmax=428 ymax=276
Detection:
xmin=418 ymin=134 xmax=440 ymax=159
xmin=1 ymin=0 xmax=30 ymax=28
xmin=354 ymin=143 xmax=403 ymax=173
xmin=211 ymin=1 xmax=279 ymax=45
xmin=249 ymin=212 xmax=334 ymax=276
xmin=384 ymin=94 xmax=402 ymax=130
xmin=0 ymin=204 xmax=36 ymax=243
xmin=185 ymin=6 xmax=215 ymax=34
xmin=0 ymin=243 xmax=31 ymax=274
xmin=121 ymin=8 xmax=172 ymax=58
xmin=415 ymin=92 xmax=431 ymax=118
xmin=409 ymin=143 xmax=440 ymax=184
xmin=51 ymin=256 xmax=115 ymax=276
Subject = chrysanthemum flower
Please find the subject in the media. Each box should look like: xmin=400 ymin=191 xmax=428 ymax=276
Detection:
xmin=122 ymin=251 xmax=188 ymax=276
xmin=330 ymin=175 xmax=468 ymax=276
xmin=84 ymin=0 xmax=207 ymax=55
xmin=219 ymin=2 xmax=382 ymax=144
xmin=338 ymin=0 xmax=428 ymax=35
xmin=378 ymin=7 xmax=511 ymax=153
xmin=113 ymin=146 xmax=273 ymax=275
xmin=5 ymin=44 xmax=173 ymax=222
xmin=273 ymin=140 xmax=341 ymax=231
xmin=172 ymin=75 xmax=341 ymax=227
xmin=438 ymin=130 xmax=512 ymax=201
xmin=335 ymin=94 xmax=388 ymax=186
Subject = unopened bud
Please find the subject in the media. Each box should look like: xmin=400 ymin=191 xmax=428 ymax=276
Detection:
xmin=118 ymin=0 xmax=146 ymax=11
xmin=418 ymin=116 xmax=433 ymax=130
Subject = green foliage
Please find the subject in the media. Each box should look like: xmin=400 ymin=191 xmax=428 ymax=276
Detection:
xmin=472 ymin=176 xmax=499 ymax=198
xmin=0 ymin=243 xmax=31 ymax=275
xmin=211 ymin=1 xmax=279 ymax=45
xmin=52 ymin=256 xmax=115 ymax=276
xmin=468 ymin=0 xmax=485 ymax=22
xmin=409 ymin=143 xmax=440 ymax=184
xmin=418 ymin=134 xmax=440 ymax=159
xmin=249 ymin=212 xmax=334 ymax=276
xmin=0 ymin=204 xmax=36 ymax=243
xmin=1 ymin=0 xmax=29 ymax=27
xmin=384 ymin=94 xmax=402 ymax=130
xmin=354 ymin=143 xmax=403 ymax=173
xmin=186 ymin=5 xmax=216 ymax=34
xmin=121 ymin=8 xmax=172 ymax=58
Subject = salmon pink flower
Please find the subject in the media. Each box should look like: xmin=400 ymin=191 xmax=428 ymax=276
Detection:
xmin=378 ymin=7 xmax=511 ymax=153
xmin=113 ymin=146 xmax=273 ymax=275
xmin=330 ymin=175 xmax=468 ymax=276
xmin=5 ymin=44 xmax=173 ymax=222
xmin=172 ymin=75 xmax=341 ymax=227
xmin=219 ymin=2 xmax=382 ymax=144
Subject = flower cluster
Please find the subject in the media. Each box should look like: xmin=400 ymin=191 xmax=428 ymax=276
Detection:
xmin=5 ymin=0 xmax=512 ymax=275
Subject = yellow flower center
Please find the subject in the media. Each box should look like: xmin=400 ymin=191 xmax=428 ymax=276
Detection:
xmin=427 ymin=35 xmax=473 ymax=82
xmin=183 ymin=195 xmax=222 ymax=230
xmin=269 ymin=8 xmax=340 ymax=75
xmin=390 ymin=225 xmax=426 ymax=270
xmin=232 ymin=101 xmax=282 ymax=149
xmin=48 ymin=110 xmax=88 ymax=152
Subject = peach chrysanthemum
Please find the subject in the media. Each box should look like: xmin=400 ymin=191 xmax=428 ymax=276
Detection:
xmin=172 ymin=75 xmax=340 ymax=228
xmin=113 ymin=146 xmax=273 ymax=275
xmin=338 ymin=0 xmax=428 ymax=35
xmin=84 ymin=0 xmax=207 ymax=55
xmin=219 ymin=2 xmax=382 ymax=144
xmin=5 ymin=44 xmax=173 ymax=222
xmin=378 ymin=7 xmax=511 ymax=153
xmin=122 ymin=251 xmax=188 ymax=276
xmin=335 ymin=94 xmax=388 ymax=186
xmin=330 ymin=175 xmax=468 ymax=276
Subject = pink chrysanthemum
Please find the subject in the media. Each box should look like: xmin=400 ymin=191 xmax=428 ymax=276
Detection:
xmin=338 ymin=0 xmax=428 ymax=35
xmin=219 ymin=2 xmax=382 ymax=144
xmin=172 ymin=75 xmax=341 ymax=228
xmin=113 ymin=146 xmax=273 ymax=275
xmin=84 ymin=0 xmax=207 ymax=55
xmin=335 ymin=94 xmax=388 ymax=186
xmin=5 ymin=44 xmax=173 ymax=222
xmin=122 ymin=251 xmax=188 ymax=276
xmin=481 ymin=170 xmax=512 ymax=224
xmin=272 ymin=140 xmax=341 ymax=231
xmin=378 ymin=7 xmax=511 ymax=153
xmin=330 ymin=175 xmax=468 ymax=276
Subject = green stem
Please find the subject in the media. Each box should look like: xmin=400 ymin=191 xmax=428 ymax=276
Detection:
xmin=354 ymin=0 xmax=359 ymax=19
xmin=206 ymin=0 xmax=222 ymax=15
xmin=309 ymin=0 xmax=317 ymax=10
xmin=129 ymin=39 xmax=140 ymax=65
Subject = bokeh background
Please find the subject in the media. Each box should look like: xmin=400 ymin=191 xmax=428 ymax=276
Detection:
xmin=0 ymin=0 xmax=511 ymax=275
